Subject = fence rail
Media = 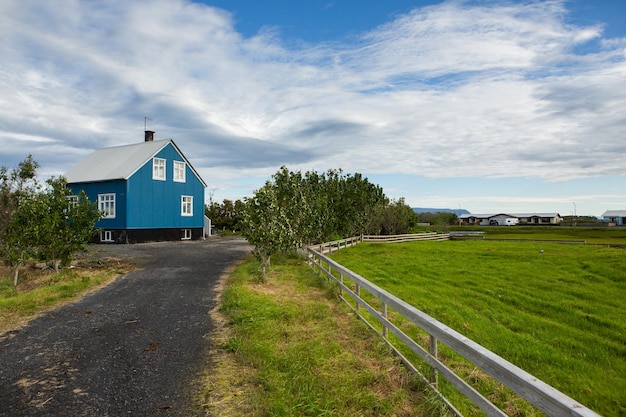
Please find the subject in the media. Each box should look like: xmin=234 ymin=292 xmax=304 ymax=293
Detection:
xmin=306 ymin=236 xmax=600 ymax=417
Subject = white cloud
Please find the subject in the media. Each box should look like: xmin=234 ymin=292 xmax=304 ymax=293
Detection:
xmin=0 ymin=0 xmax=624 ymax=212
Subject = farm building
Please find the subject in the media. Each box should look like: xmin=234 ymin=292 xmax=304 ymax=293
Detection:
xmin=65 ymin=131 xmax=208 ymax=243
xmin=459 ymin=213 xmax=562 ymax=226
xmin=601 ymin=210 xmax=626 ymax=226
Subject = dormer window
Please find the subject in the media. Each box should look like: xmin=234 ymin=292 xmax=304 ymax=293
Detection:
xmin=174 ymin=161 xmax=186 ymax=183
xmin=153 ymin=158 xmax=166 ymax=180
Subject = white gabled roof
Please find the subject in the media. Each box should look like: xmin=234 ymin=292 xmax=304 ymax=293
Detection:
xmin=602 ymin=210 xmax=626 ymax=217
xmin=64 ymin=139 xmax=206 ymax=187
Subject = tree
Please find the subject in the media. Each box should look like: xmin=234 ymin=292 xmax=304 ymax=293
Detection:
xmin=0 ymin=157 xmax=101 ymax=284
xmin=380 ymin=198 xmax=418 ymax=235
xmin=36 ymin=177 xmax=100 ymax=272
xmin=240 ymin=182 xmax=295 ymax=282
xmin=0 ymin=156 xmax=41 ymax=285
xmin=333 ymin=172 xmax=387 ymax=236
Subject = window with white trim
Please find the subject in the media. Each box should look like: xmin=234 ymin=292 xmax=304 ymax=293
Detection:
xmin=98 ymin=193 xmax=116 ymax=218
xmin=182 ymin=229 xmax=191 ymax=240
xmin=101 ymin=230 xmax=113 ymax=242
xmin=181 ymin=195 xmax=193 ymax=216
xmin=153 ymin=158 xmax=166 ymax=180
xmin=67 ymin=195 xmax=79 ymax=208
xmin=173 ymin=161 xmax=186 ymax=183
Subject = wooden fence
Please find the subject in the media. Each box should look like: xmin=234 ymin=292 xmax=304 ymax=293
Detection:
xmin=306 ymin=236 xmax=601 ymax=417
xmin=363 ymin=232 xmax=450 ymax=243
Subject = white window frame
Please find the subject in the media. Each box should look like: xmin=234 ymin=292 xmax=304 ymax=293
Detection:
xmin=101 ymin=230 xmax=113 ymax=242
xmin=66 ymin=195 xmax=79 ymax=213
xmin=67 ymin=195 xmax=79 ymax=208
xmin=153 ymin=157 xmax=166 ymax=181
xmin=181 ymin=195 xmax=193 ymax=216
xmin=182 ymin=229 xmax=192 ymax=240
xmin=173 ymin=160 xmax=186 ymax=183
xmin=98 ymin=193 xmax=116 ymax=219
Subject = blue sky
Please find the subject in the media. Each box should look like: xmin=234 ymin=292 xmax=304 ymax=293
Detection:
xmin=1 ymin=0 xmax=625 ymax=216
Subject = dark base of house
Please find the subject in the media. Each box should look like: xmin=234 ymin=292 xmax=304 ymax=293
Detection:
xmin=96 ymin=228 xmax=204 ymax=244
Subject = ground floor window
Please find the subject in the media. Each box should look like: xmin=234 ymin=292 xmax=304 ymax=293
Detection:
xmin=98 ymin=193 xmax=116 ymax=218
xmin=182 ymin=229 xmax=192 ymax=240
xmin=101 ymin=230 xmax=113 ymax=242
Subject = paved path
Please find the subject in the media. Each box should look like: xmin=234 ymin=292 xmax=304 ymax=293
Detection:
xmin=0 ymin=238 xmax=250 ymax=417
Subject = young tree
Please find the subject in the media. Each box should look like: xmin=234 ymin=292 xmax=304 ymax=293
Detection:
xmin=36 ymin=177 xmax=100 ymax=272
xmin=1 ymin=157 xmax=100 ymax=283
xmin=0 ymin=156 xmax=42 ymax=285
xmin=240 ymin=183 xmax=295 ymax=282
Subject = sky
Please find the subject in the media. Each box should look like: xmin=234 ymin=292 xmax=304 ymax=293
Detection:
xmin=1 ymin=0 xmax=625 ymax=217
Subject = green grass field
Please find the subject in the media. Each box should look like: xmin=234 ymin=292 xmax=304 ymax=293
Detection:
xmin=330 ymin=238 xmax=625 ymax=417
xmin=453 ymin=225 xmax=626 ymax=245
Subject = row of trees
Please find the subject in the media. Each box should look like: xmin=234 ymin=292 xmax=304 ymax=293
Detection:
xmin=238 ymin=166 xmax=417 ymax=280
xmin=415 ymin=211 xmax=459 ymax=226
xmin=1 ymin=156 xmax=101 ymax=285
xmin=205 ymin=198 xmax=245 ymax=233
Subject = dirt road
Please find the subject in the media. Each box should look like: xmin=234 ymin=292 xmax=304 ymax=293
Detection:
xmin=0 ymin=237 xmax=251 ymax=416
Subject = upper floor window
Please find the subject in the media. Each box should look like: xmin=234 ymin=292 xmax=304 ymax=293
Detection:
xmin=153 ymin=158 xmax=166 ymax=180
xmin=98 ymin=193 xmax=116 ymax=218
xmin=174 ymin=161 xmax=186 ymax=183
xmin=181 ymin=195 xmax=193 ymax=216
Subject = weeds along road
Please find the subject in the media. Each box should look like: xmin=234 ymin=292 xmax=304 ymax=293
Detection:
xmin=0 ymin=237 xmax=251 ymax=417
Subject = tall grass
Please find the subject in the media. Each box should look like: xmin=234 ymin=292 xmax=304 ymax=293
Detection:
xmin=330 ymin=240 xmax=625 ymax=417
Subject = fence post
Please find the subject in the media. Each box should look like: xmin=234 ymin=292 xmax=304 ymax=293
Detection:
xmin=382 ymin=302 xmax=388 ymax=338
xmin=339 ymin=272 xmax=343 ymax=296
xmin=429 ymin=335 xmax=439 ymax=388
xmin=355 ymin=284 xmax=361 ymax=311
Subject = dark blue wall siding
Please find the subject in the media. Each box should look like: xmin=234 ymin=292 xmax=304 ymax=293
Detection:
xmin=68 ymin=180 xmax=128 ymax=229
xmin=126 ymin=143 xmax=204 ymax=229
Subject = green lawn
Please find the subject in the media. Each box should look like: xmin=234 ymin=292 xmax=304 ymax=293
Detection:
xmin=330 ymin=240 xmax=625 ymax=417
xmin=455 ymin=225 xmax=626 ymax=245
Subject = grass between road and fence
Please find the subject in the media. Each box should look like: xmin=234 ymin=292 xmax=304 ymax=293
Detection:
xmin=328 ymin=239 xmax=625 ymax=417
xmin=199 ymin=255 xmax=448 ymax=417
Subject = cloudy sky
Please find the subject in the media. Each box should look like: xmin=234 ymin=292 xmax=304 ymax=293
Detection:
xmin=1 ymin=0 xmax=624 ymax=216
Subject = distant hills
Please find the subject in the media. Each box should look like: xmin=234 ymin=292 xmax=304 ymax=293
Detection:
xmin=412 ymin=208 xmax=470 ymax=216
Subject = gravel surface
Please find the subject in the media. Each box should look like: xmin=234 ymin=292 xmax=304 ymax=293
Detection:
xmin=0 ymin=237 xmax=251 ymax=417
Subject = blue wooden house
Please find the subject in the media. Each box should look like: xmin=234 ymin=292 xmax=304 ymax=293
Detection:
xmin=65 ymin=131 xmax=207 ymax=243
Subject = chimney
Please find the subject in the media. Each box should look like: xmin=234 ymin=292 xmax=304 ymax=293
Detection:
xmin=145 ymin=130 xmax=155 ymax=142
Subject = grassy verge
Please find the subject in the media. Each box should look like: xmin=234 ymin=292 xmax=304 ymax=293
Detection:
xmin=0 ymin=255 xmax=132 ymax=334
xmin=330 ymin=240 xmax=625 ymax=417
xmin=197 ymin=254 xmax=447 ymax=417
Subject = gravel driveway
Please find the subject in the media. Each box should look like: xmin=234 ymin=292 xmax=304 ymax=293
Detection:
xmin=0 ymin=237 xmax=251 ymax=417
